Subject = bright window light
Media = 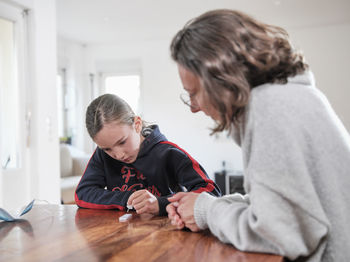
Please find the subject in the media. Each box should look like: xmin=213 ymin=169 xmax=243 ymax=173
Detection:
xmin=105 ymin=75 xmax=140 ymax=113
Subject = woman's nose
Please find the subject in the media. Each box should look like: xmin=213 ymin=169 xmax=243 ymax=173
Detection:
xmin=190 ymin=99 xmax=200 ymax=113
xmin=191 ymin=106 xmax=201 ymax=113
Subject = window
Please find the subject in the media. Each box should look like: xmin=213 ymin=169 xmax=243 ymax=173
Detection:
xmin=104 ymin=75 xmax=140 ymax=113
xmin=57 ymin=68 xmax=74 ymax=144
xmin=0 ymin=17 xmax=19 ymax=169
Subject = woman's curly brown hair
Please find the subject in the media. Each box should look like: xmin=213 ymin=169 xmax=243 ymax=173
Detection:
xmin=171 ymin=9 xmax=308 ymax=134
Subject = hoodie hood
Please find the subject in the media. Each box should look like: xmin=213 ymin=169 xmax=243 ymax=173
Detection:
xmin=137 ymin=125 xmax=167 ymax=158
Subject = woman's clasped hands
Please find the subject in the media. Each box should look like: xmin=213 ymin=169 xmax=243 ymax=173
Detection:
xmin=167 ymin=192 xmax=201 ymax=232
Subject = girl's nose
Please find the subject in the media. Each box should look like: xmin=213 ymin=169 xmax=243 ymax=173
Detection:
xmin=116 ymin=153 xmax=125 ymax=160
xmin=112 ymin=149 xmax=124 ymax=160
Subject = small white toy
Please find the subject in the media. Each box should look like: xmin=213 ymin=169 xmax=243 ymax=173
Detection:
xmin=119 ymin=213 xmax=132 ymax=222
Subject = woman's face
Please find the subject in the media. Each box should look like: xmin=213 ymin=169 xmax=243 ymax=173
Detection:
xmin=178 ymin=65 xmax=220 ymax=121
xmin=94 ymin=117 xmax=144 ymax=163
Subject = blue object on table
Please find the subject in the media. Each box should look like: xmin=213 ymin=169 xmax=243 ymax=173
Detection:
xmin=0 ymin=199 xmax=35 ymax=222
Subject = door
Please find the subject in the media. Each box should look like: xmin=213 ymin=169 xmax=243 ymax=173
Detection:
xmin=0 ymin=1 xmax=29 ymax=209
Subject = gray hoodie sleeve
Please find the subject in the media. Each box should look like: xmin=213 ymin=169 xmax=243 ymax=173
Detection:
xmin=194 ymin=187 xmax=328 ymax=260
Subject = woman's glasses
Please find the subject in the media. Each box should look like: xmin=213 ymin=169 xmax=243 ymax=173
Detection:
xmin=180 ymin=93 xmax=191 ymax=107
xmin=180 ymin=93 xmax=199 ymax=111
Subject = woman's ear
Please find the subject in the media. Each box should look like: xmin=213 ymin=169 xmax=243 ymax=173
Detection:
xmin=134 ymin=116 xmax=142 ymax=133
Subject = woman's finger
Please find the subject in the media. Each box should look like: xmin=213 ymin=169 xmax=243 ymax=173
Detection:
xmin=168 ymin=192 xmax=188 ymax=202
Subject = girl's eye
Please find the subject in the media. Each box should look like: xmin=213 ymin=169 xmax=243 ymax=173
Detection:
xmin=119 ymin=140 xmax=126 ymax=145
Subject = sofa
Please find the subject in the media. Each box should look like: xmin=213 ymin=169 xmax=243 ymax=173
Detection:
xmin=60 ymin=144 xmax=90 ymax=204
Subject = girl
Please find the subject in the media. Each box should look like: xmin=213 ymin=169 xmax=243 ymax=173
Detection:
xmin=75 ymin=94 xmax=220 ymax=216
xmin=166 ymin=9 xmax=350 ymax=262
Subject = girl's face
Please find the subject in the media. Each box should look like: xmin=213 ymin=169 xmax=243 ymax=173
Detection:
xmin=94 ymin=117 xmax=144 ymax=163
xmin=178 ymin=65 xmax=220 ymax=121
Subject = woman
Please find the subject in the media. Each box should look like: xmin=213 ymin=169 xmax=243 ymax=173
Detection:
xmin=167 ymin=9 xmax=350 ymax=261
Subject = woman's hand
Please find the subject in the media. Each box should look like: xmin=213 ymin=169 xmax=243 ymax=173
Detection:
xmin=168 ymin=192 xmax=201 ymax=232
xmin=127 ymin=189 xmax=159 ymax=215
xmin=166 ymin=202 xmax=185 ymax=229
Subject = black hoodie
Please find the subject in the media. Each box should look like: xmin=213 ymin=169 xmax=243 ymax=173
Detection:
xmin=75 ymin=125 xmax=221 ymax=215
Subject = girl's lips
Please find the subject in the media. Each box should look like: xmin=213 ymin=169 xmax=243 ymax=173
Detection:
xmin=122 ymin=157 xmax=132 ymax=163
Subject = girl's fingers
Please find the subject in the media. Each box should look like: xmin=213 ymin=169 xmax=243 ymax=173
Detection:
xmin=127 ymin=190 xmax=145 ymax=205
xmin=131 ymin=190 xmax=155 ymax=207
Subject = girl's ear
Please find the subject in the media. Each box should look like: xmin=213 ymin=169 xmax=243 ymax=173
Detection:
xmin=134 ymin=116 xmax=142 ymax=133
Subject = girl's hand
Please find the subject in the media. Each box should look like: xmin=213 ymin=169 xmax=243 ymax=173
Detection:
xmin=127 ymin=189 xmax=159 ymax=215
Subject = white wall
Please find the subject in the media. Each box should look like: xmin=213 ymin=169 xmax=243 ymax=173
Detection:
xmin=28 ymin=0 xmax=60 ymax=203
xmin=289 ymin=23 xmax=350 ymax=131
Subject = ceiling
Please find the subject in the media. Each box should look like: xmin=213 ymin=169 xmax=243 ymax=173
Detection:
xmin=56 ymin=0 xmax=350 ymax=45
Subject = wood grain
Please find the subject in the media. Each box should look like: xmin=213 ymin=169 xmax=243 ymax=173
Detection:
xmin=0 ymin=205 xmax=283 ymax=262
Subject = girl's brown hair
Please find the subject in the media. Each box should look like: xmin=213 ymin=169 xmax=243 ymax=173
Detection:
xmin=86 ymin=94 xmax=137 ymax=139
xmin=171 ymin=9 xmax=308 ymax=134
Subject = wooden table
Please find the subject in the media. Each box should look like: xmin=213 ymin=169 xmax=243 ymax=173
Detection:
xmin=0 ymin=205 xmax=283 ymax=262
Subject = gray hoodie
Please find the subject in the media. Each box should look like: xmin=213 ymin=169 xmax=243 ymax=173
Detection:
xmin=194 ymin=71 xmax=350 ymax=261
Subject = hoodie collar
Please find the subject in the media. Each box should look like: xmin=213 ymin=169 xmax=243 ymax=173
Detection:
xmin=287 ymin=70 xmax=315 ymax=87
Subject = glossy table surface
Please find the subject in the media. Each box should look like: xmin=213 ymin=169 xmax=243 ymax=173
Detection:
xmin=0 ymin=205 xmax=283 ymax=262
